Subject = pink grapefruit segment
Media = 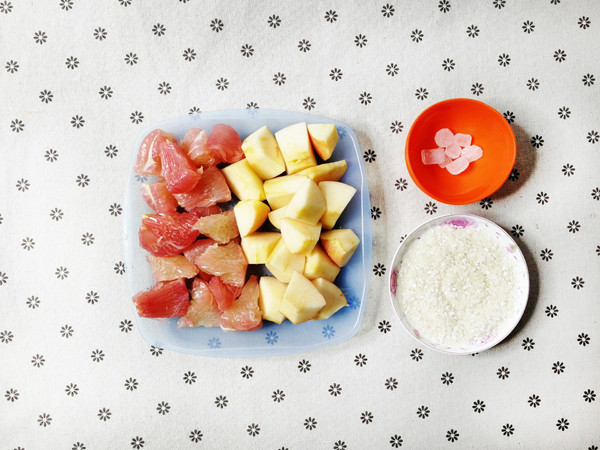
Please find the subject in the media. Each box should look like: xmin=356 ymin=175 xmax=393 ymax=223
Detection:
xmin=147 ymin=254 xmax=199 ymax=282
xmin=160 ymin=141 xmax=203 ymax=194
xmin=133 ymin=278 xmax=189 ymax=318
xmin=220 ymin=276 xmax=263 ymax=331
xmin=207 ymin=124 xmax=244 ymax=164
xmin=134 ymin=129 xmax=176 ymax=176
xmin=139 ymin=212 xmax=200 ymax=257
xmin=177 ymin=278 xmax=221 ymax=328
xmin=180 ymin=128 xmax=219 ymax=167
xmin=140 ymin=181 xmax=179 ymax=214
xmin=173 ymin=166 xmax=231 ymax=210
xmin=195 ymin=241 xmax=248 ymax=287
xmin=193 ymin=210 xmax=239 ymax=244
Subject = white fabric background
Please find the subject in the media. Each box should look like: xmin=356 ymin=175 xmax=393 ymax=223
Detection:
xmin=1 ymin=0 xmax=599 ymax=448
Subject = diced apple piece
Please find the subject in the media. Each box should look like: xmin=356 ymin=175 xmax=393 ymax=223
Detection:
xmin=284 ymin=178 xmax=326 ymax=225
xmin=241 ymin=232 xmax=281 ymax=264
xmin=268 ymin=206 xmax=287 ymax=230
xmin=319 ymin=181 xmax=357 ymax=230
xmin=303 ymin=243 xmax=340 ymax=283
xmin=263 ymin=175 xmax=307 ymax=210
xmin=222 ymin=159 xmax=266 ymax=201
xmin=320 ymin=229 xmax=360 ymax=267
xmin=280 ymin=218 xmax=321 ymax=255
xmin=280 ymin=271 xmax=326 ymax=324
xmin=312 ymin=278 xmax=348 ymax=320
xmin=307 ymin=124 xmax=338 ymax=161
xmin=265 ymin=239 xmax=305 ymax=283
xmin=233 ymin=199 xmax=270 ymax=237
xmin=241 ymin=126 xmax=286 ymax=180
xmin=258 ymin=276 xmax=287 ymax=324
xmin=274 ymin=122 xmax=317 ymax=174
xmin=296 ymin=160 xmax=348 ymax=183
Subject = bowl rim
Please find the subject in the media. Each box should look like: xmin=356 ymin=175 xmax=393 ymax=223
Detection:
xmin=388 ymin=213 xmax=530 ymax=355
xmin=405 ymin=98 xmax=517 ymax=205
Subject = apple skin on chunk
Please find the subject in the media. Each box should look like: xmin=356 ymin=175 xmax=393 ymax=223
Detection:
xmin=279 ymin=271 xmax=326 ymax=324
xmin=241 ymin=232 xmax=281 ymax=264
xmin=258 ymin=276 xmax=287 ymax=324
xmin=274 ymin=122 xmax=317 ymax=174
xmin=320 ymin=229 xmax=360 ymax=267
xmin=222 ymin=159 xmax=266 ymax=201
xmin=284 ymin=178 xmax=326 ymax=225
xmin=234 ymin=199 xmax=270 ymax=237
xmin=307 ymin=124 xmax=338 ymax=161
xmin=312 ymin=278 xmax=348 ymax=320
xmin=318 ymin=181 xmax=357 ymax=230
xmin=241 ymin=126 xmax=286 ymax=180
xmin=303 ymin=243 xmax=340 ymax=283
xmin=296 ymin=160 xmax=347 ymax=184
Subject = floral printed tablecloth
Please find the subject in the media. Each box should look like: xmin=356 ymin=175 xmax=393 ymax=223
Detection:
xmin=1 ymin=0 xmax=599 ymax=448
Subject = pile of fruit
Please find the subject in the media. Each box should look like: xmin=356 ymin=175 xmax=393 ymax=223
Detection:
xmin=132 ymin=121 xmax=360 ymax=331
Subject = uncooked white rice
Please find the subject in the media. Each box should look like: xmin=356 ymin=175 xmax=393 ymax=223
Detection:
xmin=397 ymin=225 xmax=518 ymax=346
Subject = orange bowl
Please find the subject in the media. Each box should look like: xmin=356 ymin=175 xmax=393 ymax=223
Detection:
xmin=405 ymin=98 xmax=516 ymax=205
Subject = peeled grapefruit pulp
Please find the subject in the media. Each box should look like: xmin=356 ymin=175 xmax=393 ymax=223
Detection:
xmin=177 ymin=279 xmax=221 ymax=328
xmin=160 ymin=141 xmax=203 ymax=194
xmin=207 ymin=124 xmax=244 ymax=163
xmin=134 ymin=129 xmax=175 ymax=176
xmin=139 ymin=212 xmax=200 ymax=257
xmin=133 ymin=278 xmax=189 ymax=318
xmin=220 ymin=276 xmax=262 ymax=331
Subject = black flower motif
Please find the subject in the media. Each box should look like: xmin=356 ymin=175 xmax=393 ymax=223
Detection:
xmin=567 ymin=220 xmax=580 ymax=233
xmin=390 ymin=435 xmax=403 ymax=448
xmin=571 ymin=276 xmax=584 ymax=289
xmin=34 ymin=30 xmax=48 ymax=44
xmin=237 ymin=44 xmax=254 ymax=58
xmin=241 ymin=365 xmax=254 ymax=378
xmin=359 ymin=92 xmax=372 ymax=105
xmin=329 ymin=383 xmax=342 ymax=396
xmin=381 ymin=3 xmax=394 ymax=17
xmin=303 ymin=97 xmax=316 ymax=110
xmin=324 ymin=9 xmax=337 ymax=22
xmin=60 ymin=0 xmax=73 ymax=11
xmin=503 ymin=111 xmax=515 ymax=123
xmin=65 ymin=56 xmax=79 ymax=69
xmin=152 ymin=23 xmax=166 ymax=36
xmin=329 ymin=68 xmax=343 ymax=81
xmin=578 ymin=16 xmax=591 ymax=29
xmin=61 ymin=325 xmax=74 ymax=338
xmin=528 ymin=394 xmax=541 ymax=407
xmin=582 ymin=73 xmax=595 ymax=87
xmin=150 ymin=345 xmax=163 ymax=356
xmin=119 ymin=319 xmax=133 ymax=333
xmin=212 ymin=394 xmax=228 ymax=408
xmin=21 ymin=237 xmax=35 ymax=251
xmin=511 ymin=224 xmax=524 ymax=238
xmin=0 ymin=272 xmax=7 ymax=285
xmin=424 ymin=201 xmax=437 ymax=215
xmin=124 ymin=52 xmax=138 ymax=65
xmin=441 ymin=372 xmax=454 ymax=385
xmin=556 ymin=418 xmax=569 ymax=431
xmin=416 ymin=405 xmax=429 ymax=418
xmin=333 ymin=441 xmax=346 ymax=450
xmin=31 ymin=354 xmax=45 ymax=367
xmin=81 ymin=232 xmax=94 ymax=246
xmin=298 ymin=359 xmax=311 ymax=372
xmin=354 ymin=353 xmax=367 ymax=367
xmin=273 ymin=72 xmax=286 ymax=86
xmin=497 ymin=366 xmax=510 ymax=379
xmin=471 ymin=83 xmax=484 ymax=96
xmin=373 ymin=263 xmax=386 ymax=276
xmin=131 ymin=436 xmax=145 ymax=449
xmin=588 ymin=130 xmax=599 ymax=143
xmin=386 ymin=63 xmax=399 ymax=76
xmin=442 ymin=58 xmax=455 ymax=71
xmin=0 ymin=1 xmax=13 ymax=14
xmin=502 ymin=423 xmax=514 ymax=437
xmin=108 ymin=203 xmax=122 ymax=217
xmin=480 ymin=197 xmax=493 ymax=209
xmin=38 ymin=413 xmax=52 ymax=427
xmin=591 ymin=187 xmax=600 ymax=200
xmin=156 ymin=401 xmax=170 ymax=415
xmin=65 ymin=383 xmax=78 ymax=396
xmin=360 ymin=411 xmax=373 ymax=424
xmin=245 ymin=102 xmax=258 ymax=110
xmin=189 ymin=429 xmax=203 ymax=442
xmin=578 ymin=333 xmax=590 ymax=346
xmin=522 ymin=337 xmax=535 ymax=351
xmin=55 ymin=266 xmax=69 ymax=279
xmin=0 ymin=330 xmax=13 ymax=343
xmin=183 ymin=371 xmax=196 ymax=384
xmin=385 ymin=377 xmax=398 ymax=390
xmin=410 ymin=348 xmax=423 ymax=361
xmin=354 ymin=34 xmax=367 ymax=48
xmin=91 ymin=349 xmax=105 ymax=362
xmin=522 ymin=20 xmax=535 ymax=33
xmin=438 ymin=0 xmax=451 ymax=13
xmin=71 ymin=115 xmax=85 ymax=128
xmin=124 ymin=378 xmax=138 ymax=391
xmin=552 ymin=361 xmax=565 ymax=374
xmin=37 ymin=90 xmax=55 ymax=104
xmin=5 ymin=59 xmax=18 ymax=73
xmin=494 ymin=0 xmax=506 ymax=8
xmin=16 ymin=178 xmax=30 ymax=191
xmin=411 ymin=29 xmax=424 ymax=42
xmin=130 ymin=111 xmax=144 ymax=124
xmin=466 ymin=24 xmax=479 ymax=38
xmin=472 ymin=400 xmax=485 ymax=413
xmin=554 ymin=49 xmax=567 ymax=62
xmin=371 ymin=207 xmax=382 ymax=220
xmin=446 ymin=429 xmax=459 ymax=442
xmin=27 ymin=296 xmax=40 ymax=309
xmin=562 ymin=163 xmax=575 ymax=176
xmin=114 ymin=261 xmax=125 ymax=275
xmin=540 ymin=248 xmax=553 ymax=261
xmin=583 ymin=389 xmax=596 ymax=402
xmin=268 ymin=14 xmax=281 ymax=28
xmin=11 ymin=119 xmax=24 ymax=133
xmin=247 ymin=423 xmax=260 ymax=436
xmin=363 ymin=149 xmax=376 ymax=162
xmin=545 ymin=304 xmax=558 ymax=317
xmin=527 ymin=78 xmax=539 ymax=91
xmin=76 ymin=174 xmax=89 ymax=187
xmin=390 ymin=120 xmax=403 ymax=133
xmin=6 ymin=388 xmax=21 ymax=402
xmin=395 ymin=178 xmax=408 ymax=190
xmin=498 ymin=53 xmax=511 ymax=67
xmin=98 ymin=407 xmax=111 ymax=421
xmin=210 ymin=18 xmax=223 ymax=32
xmin=536 ymin=192 xmax=549 ymax=204
xmin=271 ymin=390 xmax=284 ymax=403
xmin=558 ymin=106 xmax=571 ymax=119
xmin=86 ymin=291 xmax=99 ymax=304
xmin=94 ymin=27 xmax=107 ymax=40
xmin=415 ymin=87 xmax=429 ymax=100
xmin=72 ymin=442 xmax=86 ymax=450
xmin=298 ymin=39 xmax=311 ymax=52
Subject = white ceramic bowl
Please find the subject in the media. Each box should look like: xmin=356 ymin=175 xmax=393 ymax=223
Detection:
xmin=388 ymin=214 xmax=529 ymax=355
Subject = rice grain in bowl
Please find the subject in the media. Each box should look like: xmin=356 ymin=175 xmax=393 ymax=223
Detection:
xmin=389 ymin=214 xmax=529 ymax=355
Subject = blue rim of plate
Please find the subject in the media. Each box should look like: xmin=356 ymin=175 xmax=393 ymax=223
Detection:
xmin=123 ymin=109 xmax=372 ymax=357
xmin=388 ymin=213 xmax=529 ymax=355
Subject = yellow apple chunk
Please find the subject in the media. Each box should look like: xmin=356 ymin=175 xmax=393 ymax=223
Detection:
xmin=280 ymin=218 xmax=321 ymax=255
xmin=303 ymin=243 xmax=340 ymax=283
xmin=267 ymin=206 xmax=287 ymax=230
xmin=307 ymin=124 xmax=339 ymax=161
xmin=296 ymin=160 xmax=348 ymax=183
xmin=265 ymin=239 xmax=306 ymax=283
xmin=284 ymin=178 xmax=326 ymax=225
xmin=222 ymin=159 xmax=266 ymax=201
xmin=263 ymin=175 xmax=307 ymax=210
xmin=318 ymin=181 xmax=357 ymax=230
xmin=241 ymin=126 xmax=286 ymax=180
xmin=320 ymin=229 xmax=360 ymax=267
xmin=312 ymin=278 xmax=348 ymax=320
xmin=233 ymin=199 xmax=270 ymax=237
xmin=279 ymin=271 xmax=326 ymax=324
xmin=241 ymin=232 xmax=281 ymax=264
xmin=274 ymin=122 xmax=317 ymax=174
xmin=258 ymin=276 xmax=287 ymax=324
